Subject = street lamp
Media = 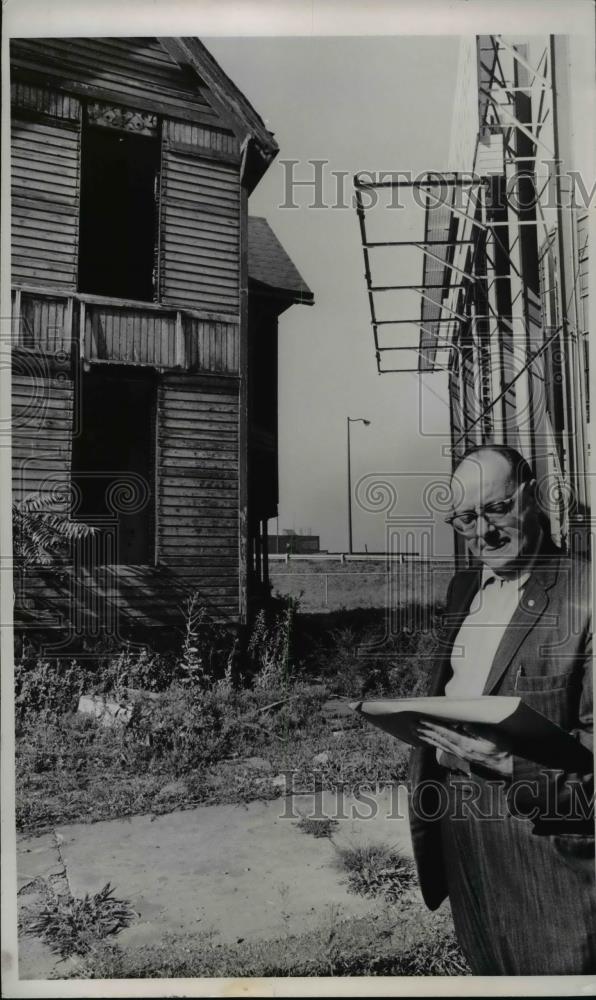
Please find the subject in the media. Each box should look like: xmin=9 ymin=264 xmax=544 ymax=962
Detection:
xmin=347 ymin=416 xmax=371 ymax=554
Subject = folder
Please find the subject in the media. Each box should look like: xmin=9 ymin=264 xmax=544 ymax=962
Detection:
xmin=351 ymin=696 xmax=592 ymax=771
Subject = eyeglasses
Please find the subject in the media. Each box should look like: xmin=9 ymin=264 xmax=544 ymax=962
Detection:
xmin=445 ymin=480 xmax=529 ymax=535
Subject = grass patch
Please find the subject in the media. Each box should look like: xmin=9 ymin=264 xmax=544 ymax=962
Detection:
xmin=335 ymin=842 xmax=417 ymax=903
xmin=16 ymin=601 xmax=441 ymax=833
xmin=296 ymin=815 xmax=339 ymax=838
xmin=16 ymin=686 xmax=408 ymax=834
xmin=20 ymin=883 xmax=136 ymax=959
xmin=64 ymin=895 xmax=469 ymax=978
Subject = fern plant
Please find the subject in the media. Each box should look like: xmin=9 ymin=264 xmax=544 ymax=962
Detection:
xmin=12 ymin=494 xmax=96 ymax=567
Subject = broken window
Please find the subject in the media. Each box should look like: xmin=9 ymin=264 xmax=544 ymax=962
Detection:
xmin=78 ymin=107 xmax=160 ymax=302
xmin=71 ymin=367 xmax=157 ymax=565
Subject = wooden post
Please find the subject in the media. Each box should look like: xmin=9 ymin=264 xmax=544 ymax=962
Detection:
xmin=79 ymin=300 xmax=86 ymax=361
xmin=64 ymin=295 xmax=74 ymax=357
xmin=238 ymin=159 xmax=250 ymax=624
xmin=12 ymin=288 xmax=21 ymax=347
xmin=175 ymin=310 xmax=185 ymax=368
xmin=261 ymin=518 xmax=269 ymax=593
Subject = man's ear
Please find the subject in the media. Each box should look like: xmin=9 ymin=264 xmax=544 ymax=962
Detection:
xmin=526 ymin=478 xmax=539 ymax=510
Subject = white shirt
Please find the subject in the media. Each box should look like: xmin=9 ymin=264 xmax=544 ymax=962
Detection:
xmin=444 ymin=565 xmax=531 ymax=699
xmin=436 ymin=564 xmax=530 ymax=772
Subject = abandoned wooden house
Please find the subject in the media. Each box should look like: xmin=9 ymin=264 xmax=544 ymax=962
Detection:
xmin=10 ymin=36 xmax=313 ymax=640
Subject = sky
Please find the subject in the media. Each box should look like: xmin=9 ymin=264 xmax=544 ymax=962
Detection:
xmin=207 ymin=36 xmax=460 ymax=554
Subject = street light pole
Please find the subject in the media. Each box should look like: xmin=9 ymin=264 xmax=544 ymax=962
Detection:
xmin=347 ymin=416 xmax=370 ymax=555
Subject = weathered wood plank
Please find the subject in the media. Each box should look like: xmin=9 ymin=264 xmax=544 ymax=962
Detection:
xmin=156 ymin=375 xmax=240 ymax=612
xmin=12 ymin=375 xmax=74 ymax=502
xmin=161 ymin=146 xmax=240 ymax=313
xmin=11 ymin=114 xmax=80 ymax=289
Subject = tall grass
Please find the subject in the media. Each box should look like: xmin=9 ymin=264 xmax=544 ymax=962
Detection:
xmin=15 ymin=599 xmax=441 ymax=832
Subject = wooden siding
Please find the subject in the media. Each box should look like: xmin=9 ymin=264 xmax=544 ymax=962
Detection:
xmin=157 ymin=375 xmax=240 ymax=616
xmin=163 ymin=118 xmax=239 ymax=156
xmin=16 ymin=291 xmax=72 ymax=354
xmin=11 ymin=38 xmax=226 ymax=128
xmin=12 ymin=114 xmax=81 ymax=289
xmin=11 ymin=80 xmax=81 ymax=121
xmin=160 ymin=148 xmax=241 ymax=313
xmin=12 ymin=373 xmax=74 ymax=501
xmin=185 ymin=319 xmax=239 ymax=373
xmin=11 ymin=289 xmax=240 ymax=372
xmin=84 ymin=303 xmax=179 ymax=367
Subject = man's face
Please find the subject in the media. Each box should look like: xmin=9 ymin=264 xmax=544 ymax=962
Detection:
xmin=450 ymin=454 xmax=540 ymax=572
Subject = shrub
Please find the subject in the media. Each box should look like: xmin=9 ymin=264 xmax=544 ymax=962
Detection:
xmin=14 ymin=650 xmax=87 ymax=729
xmin=21 ymin=883 xmax=136 ymax=958
xmin=296 ymin=815 xmax=338 ymax=838
xmin=12 ymin=495 xmax=96 ymax=567
xmin=248 ymin=599 xmax=298 ymax=687
xmin=334 ymin=842 xmax=417 ymax=903
xmin=125 ymin=682 xmax=239 ymax=773
xmin=297 ymin=605 xmax=442 ymax=699
xmin=93 ymin=643 xmax=176 ymax=697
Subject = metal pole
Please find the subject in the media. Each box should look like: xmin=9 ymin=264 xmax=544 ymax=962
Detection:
xmin=347 ymin=417 xmax=353 ymax=555
xmin=347 ymin=417 xmax=370 ymax=553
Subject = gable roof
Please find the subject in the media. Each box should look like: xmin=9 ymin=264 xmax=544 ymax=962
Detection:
xmin=158 ymin=37 xmax=279 ymax=185
xmin=248 ymin=217 xmax=314 ymax=305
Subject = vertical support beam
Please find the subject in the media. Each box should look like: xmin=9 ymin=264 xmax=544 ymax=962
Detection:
xmin=503 ymin=157 xmax=533 ymax=463
xmin=254 ymin=517 xmax=262 ymax=585
xmin=238 ymin=176 xmax=249 ymax=624
xmin=262 ymin=518 xmax=269 ymax=593
xmin=174 ymin=310 xmax=185 ymax=368
xmin=480 ymin=184 xmax=507 ymax=443
xmin=510 ymin=44 xmax=542 ymax=472
xmin=457 ymin=347 xmax=467 ymax=451
xmin=153 ymin=381 xmax=161 ymax=568
xmin=551 ymin=35 xmax=588 ymax=539
xmin=64 ymin=295 xmax=74 ymax=357
xmin=12 ymin=288 xmax=21 ymax=347
xmin=470 ymin=304 xmax=483 ymax=444
xmin=79 ymin=300 xmax=86 ymax=361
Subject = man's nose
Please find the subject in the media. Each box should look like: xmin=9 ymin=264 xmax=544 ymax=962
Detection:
xmin=474 ymin=512 xmax=496 ymax=538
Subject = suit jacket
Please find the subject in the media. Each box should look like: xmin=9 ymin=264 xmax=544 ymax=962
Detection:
xmin=408 ymin=537 xmax=594 ymax=910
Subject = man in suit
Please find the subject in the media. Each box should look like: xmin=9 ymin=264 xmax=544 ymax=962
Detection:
xmin=409 ymin=444 xmax=594 ymax=974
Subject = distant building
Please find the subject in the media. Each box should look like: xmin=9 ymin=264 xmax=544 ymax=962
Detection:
xmin=267 ymin=532 xmax=322 ymax=554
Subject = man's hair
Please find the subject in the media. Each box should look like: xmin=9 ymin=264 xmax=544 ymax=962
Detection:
xmin=453 ymin=445 xmax=535 ymax=486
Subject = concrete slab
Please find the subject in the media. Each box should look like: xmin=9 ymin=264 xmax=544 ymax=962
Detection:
xmin=53 ymin=785 xmax=412 ymax=951
xmin=17 ymin=933 xmax=63 ymax=981
xmin=17 ymin=833 xmax=65 ymax=891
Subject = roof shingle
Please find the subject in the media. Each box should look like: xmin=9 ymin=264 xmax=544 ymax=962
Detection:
xmin=248 ymin=216 xmax=314 ymax=304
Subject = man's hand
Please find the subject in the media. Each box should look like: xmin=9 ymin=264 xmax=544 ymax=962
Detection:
xmin=417 ymin=720 xmax=513 ymax=777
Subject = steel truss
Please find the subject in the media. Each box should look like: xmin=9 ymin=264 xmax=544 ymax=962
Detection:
xmin=355 ymin=33 xmax=589 ymax=548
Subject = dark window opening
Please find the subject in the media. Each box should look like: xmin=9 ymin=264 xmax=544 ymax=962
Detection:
xmin=72 ymin=368 xmax=156 ymax=564
xmin=78 ymin=124 xmax=160 ymax=302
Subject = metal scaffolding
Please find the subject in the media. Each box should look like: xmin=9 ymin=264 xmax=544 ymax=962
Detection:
xmin=355 ymin=33 xmax=589 ymax=549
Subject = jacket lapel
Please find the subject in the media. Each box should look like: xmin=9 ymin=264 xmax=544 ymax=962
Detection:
xmin=482 ymin=558 xmax=560 ymax=694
